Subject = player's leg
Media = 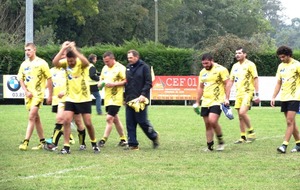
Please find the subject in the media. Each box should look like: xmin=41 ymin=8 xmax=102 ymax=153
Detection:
xmin=45 ymin=105 xmax=59 ymax=144
xmin=19 ymin=98 xmax=38 ymax=150
xmin=203 ymin=116 xmax=214 ymax=151
xmin=74 ymin=114 xmax=86 ymax=150
xmin=277 ymin=101 xmax=298 ymax=153
xmin=241 ymin=94 xmax=256 ymax=141
xmin=234 ymin=96 xmax=255 ymax=143
xmin=277 ymin=111 xmax=295 ymax=153
xmin=52 ymin=106 xmax=64 ymax=147
xmin=98 ymin=106 xmax=114 ymax=147
xmin=290 ymin=123 xmax=300 ymax=152
xmin=60 ymin=101 xmax=75 ymax=154
xmin=32 ymin=111 xmax=46 ymax=150
xmin=234 ymin=97 xmax=246 ymax=143
xmin=201 ymin=107 xmax=214 ymax=151
xmin=238 ymin=106 xmax=249 ymax=130
xmin=21 ymin=97 xmax=34 ymax=147
xmin=80 ymin=101 xmax=100 ymax=153
xmin=291 ymin=101 xmax=300 ymax=152
xmin=114 ymin=114 xmax=127 ymax=146
xmin=208 ymin=106 xmax=224 ymax=151
xmin=82 ymin=113 xmax=100 ymax=153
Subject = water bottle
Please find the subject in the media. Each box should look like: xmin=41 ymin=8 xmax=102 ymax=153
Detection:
xmin=99 ymin=81 xmax=105 ymax=90
xmin=193 ymin=104 xmax=201 ymax=115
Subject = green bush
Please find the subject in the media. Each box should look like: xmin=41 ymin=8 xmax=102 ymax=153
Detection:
xmin=0 ymin=41 xmax=194 ymax=76
xmin=0 ymin=42 xmax=299 ymax=76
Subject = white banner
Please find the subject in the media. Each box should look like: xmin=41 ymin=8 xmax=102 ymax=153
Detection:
xmin=3 ymin=75 xmax=25 ymax=99
xmin=2 ymin=75 xmax=279 ymax=100
xmin=3 ymin=75 xmax=104 ymax=99
xmin=229 ymin=76 xmax=280 ymax=101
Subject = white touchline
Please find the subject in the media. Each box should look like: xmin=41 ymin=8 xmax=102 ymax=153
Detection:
xmin=0 ymin=165 xmax=95 ymax=183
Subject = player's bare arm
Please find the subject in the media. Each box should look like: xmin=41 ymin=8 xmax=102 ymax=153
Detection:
xmin=270 ymin=80 xmax=281 ymax=107
xmin=68 ymin=42 xmax=89 ymax=68
xmin=52 ymin=41 xmax=70 ymax=67
xmin=46 ymin=78 xmax=53 ymax=105
xmin=19 ymin=80 xmax=33 ymax=98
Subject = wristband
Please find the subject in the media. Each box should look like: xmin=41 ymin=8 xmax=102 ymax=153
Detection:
xmin=254 ymin=93 xmax=259 ymax=97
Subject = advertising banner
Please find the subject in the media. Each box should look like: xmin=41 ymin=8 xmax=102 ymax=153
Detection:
xmin=152 ymin=76 xmax=198 ymax=100
xmin=2 ymin=75 xmax=102 ymax=99
xmin=151 ymin=76 xmax=280 ymax=101
xmin=3 ymin=75 xmax=25 ymax=99
xmin=2 ymin=75 xmax=280 ymax=101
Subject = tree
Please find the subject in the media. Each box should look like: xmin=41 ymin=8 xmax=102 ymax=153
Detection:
xmin=34 ymin=0 xmax=99 ymax=46
xmin=28 ymin=0 xmax=285 ymax=50
xmin=261 ymin=0 xmax=284 ymax=30
xmin=34 ymin=25 xmax=56 ymax=46
xmin=82 ymin=0 xmax=150 ymax=46
xmin=162 ymin=0 xmax=272 ymax=49
xmin=274 ymin=18 xmax=300 ymax=49
xmin=0 ymin=0 xmax=25 ymax=47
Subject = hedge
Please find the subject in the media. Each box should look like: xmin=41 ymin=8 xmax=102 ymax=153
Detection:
xmin=0 ymin=44 xmax=299 ymax=77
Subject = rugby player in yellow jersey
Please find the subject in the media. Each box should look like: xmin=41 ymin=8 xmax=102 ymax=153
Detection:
xmin=194 ymin=53 xmax=230 ymax=151
xmin=18 ymin=43 xmax=53 ymax=151
xmin=97 ymin=51 xmax=127 ymax=147
xmin=228 ymin=47 xmax=260 ymax=144
xmin=45 ymin=65 xmax=87 ymax=151
xmin=45 ymin=46 xmax=87 ymax=151
xmin=52 ymin=41 xmax=100 ymax=154
xmin=271 ymin=46 xmax=300 ymax=154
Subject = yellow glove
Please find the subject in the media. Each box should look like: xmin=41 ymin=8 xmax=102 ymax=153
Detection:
xmin=127 ymin=98 xmax=141 ymax=112
xmin=127 ymin=97 xmax=149 ymax=112
xmin=140 ymin=98 xmax=149 ymax=111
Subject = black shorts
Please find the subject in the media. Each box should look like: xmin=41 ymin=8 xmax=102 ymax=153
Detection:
xmin=105 ymin=105 xmax=121 ymax=117
xmin=201 ymin=105 xmax=222 ymax=117
xmin=65 ymin=101 xmax=92 ymax=114
xmin=52 ymin=105 xmax=58 ymax=113
xmin=281 ymin=101 xmax=300 ymax=113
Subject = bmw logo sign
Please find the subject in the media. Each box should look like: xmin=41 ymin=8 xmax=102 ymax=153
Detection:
xmin=7 ymin=76 xmax=21 ymax=91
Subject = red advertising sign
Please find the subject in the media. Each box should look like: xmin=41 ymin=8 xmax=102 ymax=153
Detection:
xmin=151 ymin=76 xmax=198 ymax=100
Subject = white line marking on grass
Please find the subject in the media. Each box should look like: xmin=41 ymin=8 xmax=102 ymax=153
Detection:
xmin=224 ymin=135 xmax=283 ymax=149
xmin=0 ymin=165 xmax=95 ymax=183
xmin=254 ymin=135 xmax=283 ymax=141
xmin=21 ymin=166 xmax=93 ymax=179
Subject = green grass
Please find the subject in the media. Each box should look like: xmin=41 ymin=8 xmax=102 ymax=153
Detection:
xmin=0 ymin=105 xmax=299 ymax=190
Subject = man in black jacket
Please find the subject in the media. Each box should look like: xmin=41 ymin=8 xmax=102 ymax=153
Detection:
xmin=124 ymin=49 xmax=159 ymax=150
xmin=88 ymin=54 xmax=102 ymax=115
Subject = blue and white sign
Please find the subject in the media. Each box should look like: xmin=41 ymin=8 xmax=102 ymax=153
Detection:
xmin=3 ymin=75 xmax=25 ymax=98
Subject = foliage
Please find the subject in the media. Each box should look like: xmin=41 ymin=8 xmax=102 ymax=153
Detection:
xmin=34 ymin=25 xmax=57 ymax=46
xmin=1 ymin=41 xmax=299 ymax=77
xmin=274 ymin=18 xmax=300 ymax=49
xmin=81 ymin=0 xmax=153 ymax=46
xmin=0 ymin=0 xmax=25 ymax=47
xmin=261 ymin=0 xmax=285 ymax=40
xmin=0 ymin=47 xmax=24 ymax=74
xmin=0 ymin=40 xmax=194 ymax=76
xmin=193 ymin=34 xmax=259 ymax=70
xmin=248 ymin=33 xmax=277 ymax=52
xmin=0 ymin=105 xmax=299 ymax=189
xmin=8 ymin=0 xmax=274 ymax=48
xmin=191 ymin=33 xmax=293 ymax=76
xmin=160 ymin=0 xmax=273 ymax=49
xmin=2 ymin=0 xmax=297 ymax=51
xmin=253 ymin=52 xmax=280 ymax=76
xmin=34 ymin=0 xmax=99 ymax=46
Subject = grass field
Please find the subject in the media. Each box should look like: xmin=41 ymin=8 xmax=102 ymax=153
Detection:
xmin=0 ymin=105 xmax=299 ymax=190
